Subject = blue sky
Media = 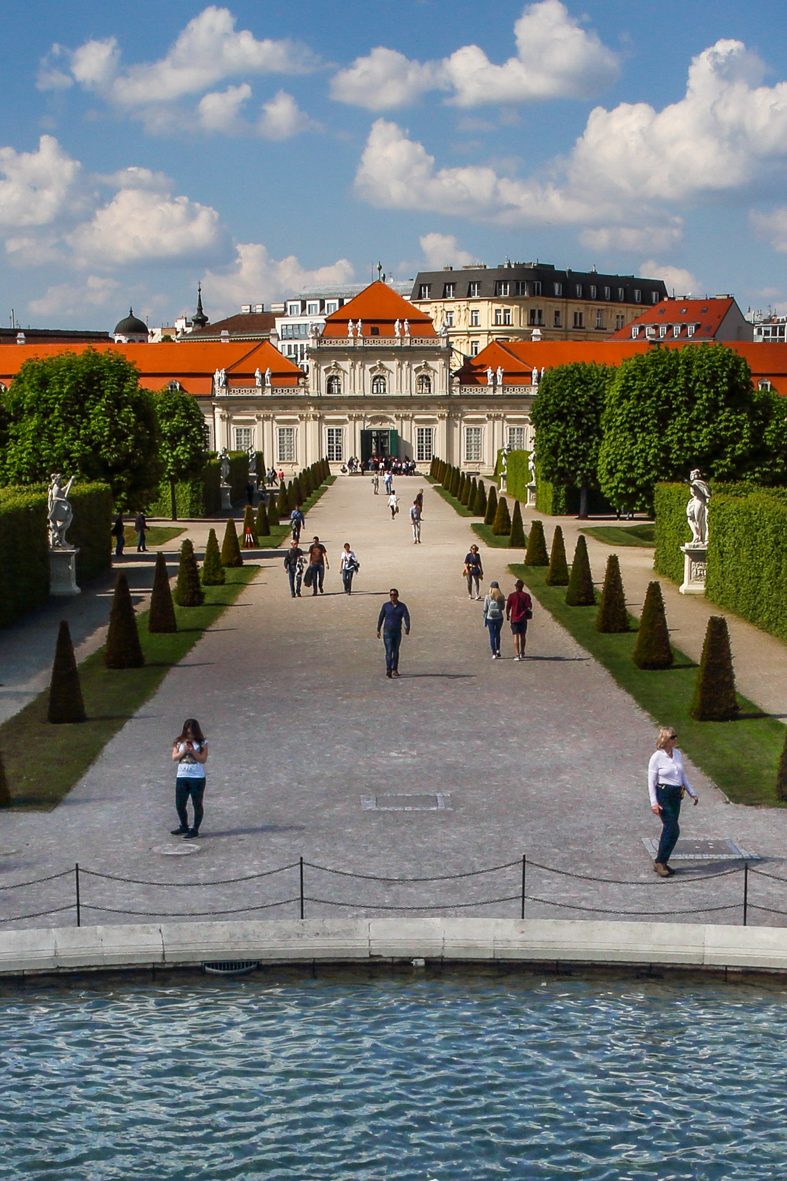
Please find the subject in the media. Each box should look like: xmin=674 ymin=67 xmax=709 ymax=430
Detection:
xmin=2 ymin=0 xmax=787 ymax=329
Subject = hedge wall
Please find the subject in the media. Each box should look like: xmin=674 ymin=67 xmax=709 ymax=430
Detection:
xmin=147 ymin=451 xmax=251 ymax=518
xmin=705 ymin=490 xmax=787 ymax=640
xmin=0 ymin=486 xmax=49 ymax=627
xmin=496 ymin=449 xmax=532 ymax=502
xmin=69 ymin=482 xmax=114 ymax=583
xmin=653 ymin=482 xmax=693 ymax=585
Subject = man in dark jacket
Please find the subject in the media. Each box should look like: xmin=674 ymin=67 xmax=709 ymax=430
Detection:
xmin=283 ymin=538 xmax=304 ymax=597
xmin=376 ymin=588 xmax=411 ymax=678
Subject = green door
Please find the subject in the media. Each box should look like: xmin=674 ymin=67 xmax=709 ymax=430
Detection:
xmin=360 ymin=429 xmax=399 ymax=461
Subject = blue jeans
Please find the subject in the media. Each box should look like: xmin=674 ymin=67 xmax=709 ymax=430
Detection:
xmin=308 ymin=564 xmax=324 ymax=594
xmin=137 ymin=531 xmax=146 ymax=551
xmin=486 ymin=617 xmax=503 ymax=654
xmin=287 ymin=567 xmax=303 ymax=596
xmin=656 ymin=784 xmax=682 ymax=864
xmin=114 ymin=535 xmax=124 ymax=556
xmin=383 ymin=629 xmax=402 ymax=671
xmin=342 ymin=568 xmax=355 ymax=593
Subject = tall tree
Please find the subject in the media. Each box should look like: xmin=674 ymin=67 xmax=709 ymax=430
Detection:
xmin=154 ymin=387 xmax=210 ymax=520
xmin=1 ymin=348 xmax=160 ymax=509
xmin=531 ymin=362 xmax=611 ymax=519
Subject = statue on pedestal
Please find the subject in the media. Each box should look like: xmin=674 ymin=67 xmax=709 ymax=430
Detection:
xmin=247 ymin=447 xmax=257 ymax=476
xmin=265 ymin=367 xmax=272 ymax=388
xmin=687 ymin=469 xmax=711 ymax=544
xmin=403 ymin=319 xmax=410 ymax=337
xmin=347 ymin=320 xmax=354 ymax=338
xmin=499 ymin=447 xmax=509 ymax=492
xmin=496 ymin=366 xmax=504 ymax=387
xmin=254 ymin=368 xmax=262 ymax=388
xmin=394 ymin=319 xmax=401 ymax=338
xmin=486 ymin=366 xmax=495 ymax=387
xmin=219 ymin=448 xmax=231 ymax=482
xmin=528 ymin=448 xmax=536 ymax=486
xmin=531 ymin=367 xmax=539 ymax=387
xmin=47 ymin=473 xmax=75 ymax=549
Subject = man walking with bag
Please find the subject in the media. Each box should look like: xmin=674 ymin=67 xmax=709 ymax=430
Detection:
xmin=305 ymin=535 xmax=329 ymax=595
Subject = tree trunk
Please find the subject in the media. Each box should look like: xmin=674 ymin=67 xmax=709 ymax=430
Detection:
xmin=170 ymin=479 xmax=178 ymax=522
xmin=578 ymin=481 xmax=589 ymax=520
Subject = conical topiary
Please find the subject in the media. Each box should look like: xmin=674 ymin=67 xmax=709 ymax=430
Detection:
xmin=524 ymin=517 xmax=548 ymax=564
xmin=276 ymin=482 xmax=289 ymax=518
xmin=457 ymin=473 xmax=466 ymax=504
xmin=690 ymin=616 xmax=738 ymax=720
xmin=484 ymin=484 xmax=498 ymax=527
xmin=301 ymin=468 xmax=312 ymax=498
xmin=466 ymin=476 xmax=476 ymax=507
xmin=546 ymin=526 xmax=569 ymax=586
xmin=174 ymin=537 xmax=205 ymax=607
xmin=492 ymin=495 xmax=511 ymax=535
xmin=0 ymin=750 xmax=10 ymax=808
xmin=221 ymin=518 xmax=243 ymax=568
xmin=48 ymin=619 xmax=86 ymax=721
xmin=105 ymin=573 xmax=145 ymax=667
xmin=242 ymin=505 xmax=258 ymax=548
xmin=776 ymin=729 xmax=787 ymax=802
xmin=256 ymin=500 xmax=270 ymax=538
xmin=438 ymin=460 xmax=446 ymax=484
xmin=632 ymin=581 xmax=673 ymax=669
xmin=201 ymin=528 xmax=225 ymax=586
xmin=451 ymin=467 xmax=461 ymax=498
xmin=473 ymin=479 xmax=487 ymax=517
xmin=148 ymin=552 xmax=178 ymax=632
xmin=596 ymin=554 xmax=629 ymax=633
xmin=565 ymin=535 xmax=595 ymax=606
xmin=509 ymin=500 xmax=527 ymax=548
xmin=292 ymin=476 xmax=303 ymax=506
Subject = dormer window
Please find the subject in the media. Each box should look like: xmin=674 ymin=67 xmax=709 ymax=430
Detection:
xmin=759 ymin=379 xmax=773 ymax=391
xmin=495 ymin=280 xmax=510 ymax=297
xmin=631 ymin=326 xmax=640 ymax=339
xmin=443 ymin=282 xmax=455 ymax=298
xmin=590 ymin=285 xmax=597 ymax=299
xmin=604 ymin=287 xmax=611 ymax=300
xmin=307 ymin=302 xmax=320 ymax=315
xmin=553 ymin=282 xmax=562 ymax=297
xmin=617 ymin=287 xmax=625 ymax=301
xmin=659 ymin=325 xmax=667 ymax=338
xmin=418 ymin=284 xmax=431 ymax=299
xmin=634 ymin=289 xmax=642 ymax=303
xmin=575 ymin=284 xmax=583 ymax=298
xmin=468 ymin=281 xmax=480 ymax=297
xmin=686 ymin=325 xmax=695 ymax=338
xmin=675 ymin=325 xmax=683 ymax=337
xmin=288 ymin=302 xmax=300 ymax=316
xmin=645 ymin=326 xmax=656 ymax=338
xmin=651 ymin=291 xmax=660 ymax=303
xmin=326 ymin=301 xmax=338 ymax=314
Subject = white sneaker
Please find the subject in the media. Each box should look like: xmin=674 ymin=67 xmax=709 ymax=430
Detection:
xmin=513 ymin=655 xmax=520 ymax=661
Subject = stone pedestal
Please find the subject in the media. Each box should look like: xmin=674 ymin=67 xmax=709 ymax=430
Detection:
xmin=679 ymin=543 xmax=707 ymax=595
xmin=526 ymin=482 xmax=536 ymax=508
xmin=220 ymin=483 xmax=232 ymax=510
xmin=49 ymin=548 xmax=80 ymax=596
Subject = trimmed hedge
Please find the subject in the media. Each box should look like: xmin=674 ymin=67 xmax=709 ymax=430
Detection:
xmin=496 ymin=449 xmax=532 ymax=503
xmin=705 ymin=489 xmax=787 ymax=642
xmin=653 ymin=482 xmax=692 ymax=585
xmin=69 ymin=482 xmax=113 ymax=583
xmin=147 ymin=451 xmax=250 ymax=518
xmin=0 ymin=487 xmax=49 ymax=627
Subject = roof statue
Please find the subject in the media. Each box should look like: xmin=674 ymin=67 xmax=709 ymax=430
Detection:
xmin=255 ymin=367 xmax=262 ymax=388
xmin=532 ymin=367 xmax=539 ymax=385
xmin=486 ymin=367 xmax=495 ymax=386
xmin=214 ymin=367 xmax=227 ymax=388
xmin=496 ymin=366 xmax=504 ymax=386
xmin=394 ymin=319 xmax=401 ymax=337
xmin=265 ymin=367 xmax=272 ymax=387
xmin=403 ymin=319 xmax=410 ymax=337
xmin=356 ymin=320 xmax=363 ymax=336
xmin=192 ymin=283 xmax=209 ymax=330
xmin=347 ymin=320 xmax=354 ymax=338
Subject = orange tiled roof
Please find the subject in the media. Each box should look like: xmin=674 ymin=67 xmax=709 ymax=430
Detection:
xmin=321 ymin=281 xmax=436 ymax=338
xmin=607 ymin=297 xmax=736 ymax=341
xmin=0 ymin=339 xmax=303 ymax=394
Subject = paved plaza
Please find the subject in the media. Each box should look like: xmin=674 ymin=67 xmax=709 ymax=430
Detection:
xmin=3 ymin=476 xmax=787 ymax=930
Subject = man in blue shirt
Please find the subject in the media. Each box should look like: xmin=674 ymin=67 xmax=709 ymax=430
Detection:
xmin=376 ymin=588 xmax=411 ymax=678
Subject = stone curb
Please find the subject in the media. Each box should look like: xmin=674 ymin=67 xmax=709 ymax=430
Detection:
xmin=2 ymin=918 xmax=787 ymax=977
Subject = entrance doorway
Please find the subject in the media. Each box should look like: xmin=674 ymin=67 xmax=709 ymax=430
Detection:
xmin=360 ymin=429 xmax=399 ymax=463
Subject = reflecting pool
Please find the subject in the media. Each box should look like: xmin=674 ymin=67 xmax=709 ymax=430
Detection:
xmin=1 ymin=970 xmax=786 ymax=1180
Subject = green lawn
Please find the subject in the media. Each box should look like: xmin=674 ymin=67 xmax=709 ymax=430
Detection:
xmin=510 ymin=563 xmax=786 ymax=808
xmin=425 ymin=475 xmax=477 ymax=517
xmin=0 ymin=567 xmax=258 ymax=810
xmin=580 ymin=523 xmax=656 ymax=548
xmin=471 ymin=522 xmax=527 ymax=549
xmin=123 ymin=525 xmax=185 ymax=548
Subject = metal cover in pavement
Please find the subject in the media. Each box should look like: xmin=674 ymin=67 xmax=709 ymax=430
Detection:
xmin=642 ymin=837 xmax=758 ymax=861
xmin=361 ymin=793 xmax=452 ymax=811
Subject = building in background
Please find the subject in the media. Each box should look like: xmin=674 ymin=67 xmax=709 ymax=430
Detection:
xmin=272 ymin=280 xmax=411 ymax=370
xmin=747 ymin=309 xmax=787 ymax=343
xmin=608 ymin=295 xmax=752 ymax=343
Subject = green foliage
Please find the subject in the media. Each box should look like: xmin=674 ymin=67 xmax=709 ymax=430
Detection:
xmin=292 ymin=475 xmax=304 ymax=506
xmin=0 ymin=486 xmax=49 ymax=627
xmin=596 ymin=554 xmax=629 ymax=633
xmin=105 ymin=573 xmax=145 ymax=667
xmin=154 ymin=387 xmax=209 ymax=518
xmin=632 ymin=581 xmax=673 ymax=669
xmin=532 ymin=363 xmax=611 ymax=516
xmin=201 ymin=528 xmax=225 ymax=586
xmin=653 ymin=482 xmax=693 ymax=584
xmin=437 ymin=459 xmax=446 ymax=484
xmin=255 ymin=499 xmax=270 ymax=537
xmin=509 ymin=499 xmax=527 ymax=548
xmin=457 ymin=472 xmax=466 ymax=504
xmin=174 ymin=537 xmax=205 ymax=606
xmin=497 ymin=450 xmax=532 ymax=502
xmin=492 ymin=494 xmax=511 ymax=535
xmin=48 ymin=620 xmax=86 ymax=723
xmin=242 ymin=504 xmax=258 ymax=547
xmin=545 ymin=526 xmax=569 ymax=585
xmin=149 ymin=552 xmax=178 ymax=631
xmin=467 ymin=476 xmax=477 ymax=507
xmin=450 ymin=467 xmax=461 ymax=498
xmin=1 ymin=348 xmax=161 ymax=509
xmin=690 ymin=616 xmax=738 ymax=720
xmin=704 ymin=488 xmax=787 ymax=641
xmin=473 ymin=479 xmax=487 ymax=517
xmin=599 ymin=344 xmax=779 ymax=514
xmin=777 ymin=729 xmax=787 ymax=802
xmin=276 ymin=482 xmax=290 ymax=518
xmin=524 ymin=517 xmax=547 ymax=564
xmin=220 ymin=518 xmax=243 ymax=568
xmin=0 ymin=750 xmax=9 ymax=808
xmin=484 ymin=484 xmax=498 ymax=527
xmin=565 ymin=535 xmax=595 ymax=606
xmin=69 ymin=483 xmax=114 ymax=583
xmin=461 ymin=475 xmax=474 ymax=507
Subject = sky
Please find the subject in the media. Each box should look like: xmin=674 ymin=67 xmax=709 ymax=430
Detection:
xmin=2 ymin=0 xmax=787 ymax=329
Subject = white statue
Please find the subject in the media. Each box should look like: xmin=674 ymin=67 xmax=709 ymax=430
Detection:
xmin=214 ymin=368 xmax=227 ymax=389
xmin=394 ymin=319 xmax=401 ymax=337
xmin=254 ymin=367 xmax=262 ymax=388
xmin=403 ymin=319 xmax=410 ymax=337
xmin=496 ymin=366 xmax=504 ymax=387
xmin=347 ymin=320 xmax=354 ymax=338
xmin=687 ymin=469 xmax=711 ymax=544
xmin=356 ymin=320 xmax=363 ymax=337
xmin=265 ymin=367 xmax=272 ymax=388
xmin=540 ymin=367 xmax=545 ymax=380
xmin=247 ymin=447 xmax=257 ymax=476
xmin=219 ymin=448 xmax=231 ymax=482
xmin=528 ymin=448 xmax=536 ymax=485
xmin=47 ymin=473 xmax=75 ymax=549
xmin=531 ymin=367 xmax=539 ymax=386
xmin=486 ymin=367 xmax=495 ymax=387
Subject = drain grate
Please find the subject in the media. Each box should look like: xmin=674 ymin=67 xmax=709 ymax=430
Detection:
xmin=361 ymin=793 xmax=452 ymax=811
xmin=642 ymin=837 xmax=759 ymax=861
xmin=203 ymin=961 xmax=260 ymax=975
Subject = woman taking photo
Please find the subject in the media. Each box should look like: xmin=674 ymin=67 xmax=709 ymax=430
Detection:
xmin=482 ymin=581 xmax=505 ymax=659
xmin=171 ymin=718 xmax=208 ymax=839
xmin=648 ymin=727 xmax=699 ymax=876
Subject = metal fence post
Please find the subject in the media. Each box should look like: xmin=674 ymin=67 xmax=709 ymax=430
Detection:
xmin=75 ymin=863 xmax=81 ymax=928
xmin=521 ymin=854 xmax=526 ymax=921
xmin=299 ymin=857 xmax=305 ymax=920
xmin=743 ymin=861 xmax=749 ymax=927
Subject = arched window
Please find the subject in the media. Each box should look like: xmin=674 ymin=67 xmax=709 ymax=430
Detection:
xmin=417 ymin=374 xmax=432 ymax=394
xmin=326 ymin=374 xmax=342 ymax=394
xmin=372 ymin=375 xmax=387 ymax=394
xmin=168 ymin=380 xmax=182 ymax=392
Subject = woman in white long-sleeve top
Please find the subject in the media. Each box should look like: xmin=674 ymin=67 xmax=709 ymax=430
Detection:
xmin=648 ymin=727 xmax=699 ymax=877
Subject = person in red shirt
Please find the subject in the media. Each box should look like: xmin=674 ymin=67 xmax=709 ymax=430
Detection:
xmin=506 ymin=578 xmax=533 ymax=661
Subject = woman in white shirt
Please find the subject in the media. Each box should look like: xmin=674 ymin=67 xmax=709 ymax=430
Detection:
xmin=387 ymin=491 xmax=399 ymax=520
xmin=339 ymin=542 xmax=359 ymax=594
xmin=171 ymin=718 xmax=209 ymax=840
xmin=647 ymin=727 xmax=699 ymax=877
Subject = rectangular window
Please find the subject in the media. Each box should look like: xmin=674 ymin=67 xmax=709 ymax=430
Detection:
xmin=443 ymin=282 xmax=455 ymax=298
xmin=618 ymin=287 xmax=625 ymax=301
xmin=445 ymin=311 xmax=455 ymax=327
xmin=416 ymin=427 xmax=433 ymax=462
xmin=513 ymin=281 xmax=528 ymax=296
xmin=418 ymin=284 xmax=431 ymax=299
xmin=470 ymin=341 xmax=479 ymax=356
xmin=595 ymin=309 xmax=604 ymax=329
xmin=634 ymin=289 xmax=642 ymax=303
xmin=590 ymin=285 xmax=597 ymax=300
xmin=553 ymin=282 xmax=563 ymax=297
xmin=659 ymin=324 xmax=667 ymax=338
xmin=326 ymin=300 xmax=339 ymax=314
xmin=468 ymin=281 xmax=480 ymax=297
xmin=604 ymin=286 xmax=611 ymax=300
xmin=503 ymin=308 xmax=511 ymax=326
xmin=494 ymin=309 xmax=503 ymax=326
xmin=615 ymin=314 xmax=625 ymax=330
xmin=307 ymin=302 xmax=320 ymax=315
xmin=495 ymin=280 xmax=509 ymax=297
xmin=326 ymin=427 xmax=343 ymax=462
xmin=575 ymin=284 xmax=583 ymax=298
xmin=508 ymin=427 xmax=525 ymax=450
xmin=528 ymin=308 xmax=543 ymax=326
xmin=687 ymin=324 xmax=695 ymax=337
xmin=532 ymin=281 xmax=542 ymax=296
xmin=465 ymin=426 xmax=482 ymax=463
xmin=288 ymin=302 xmax=300 ymax=316
xmin=573 ymin=311 xmax=584 ymax=328
xmin=470 ymin=309 xmax=480 ymax=327
xmin=631 ymin=326 xmax=640 ymax=339
xmin=554 ymin=310 xmax=561 ymax=327
xmin=277 ymin=427 xmax=295 ymax=463
xmin=651 ymin=291 xmax=660 ymax=304
xmin=234 ymin=427 xmax=252 ymax=451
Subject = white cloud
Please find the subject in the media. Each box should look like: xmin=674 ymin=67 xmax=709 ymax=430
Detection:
xmin=0 ymin=135 xmax=82 ymax=228
xmin=29 ymin=275 xmax=121 ymax=317
xmin=202 ymin=242 xmax=354 ymax=312
xmin=68 ymin=186 xmax=231 ymax=267
xmin=579 ymin=225 xmax=683 ymax=253
xmin=419 ymin=232 xmax=479 ymax=268
xmin=639 ymin=260 xmax=700 ymax=297
xmin=330 ymin=1 xmax=618 ymax=111
xmin=70 ymin=37 xmax=121 ymax=90
xmin=36 ymin=44 xmax=74 ymax=91
xmin=750 ymin=207 xmax=787 ymax=253
xmin=257 ymin=90 xmax=316 ymax=139
xmin=198 ymin=83 xmax=252 ymax=133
